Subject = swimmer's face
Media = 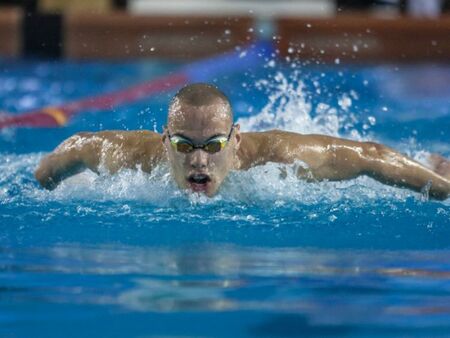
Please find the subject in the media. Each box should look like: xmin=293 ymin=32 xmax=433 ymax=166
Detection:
xmin=162 ymin=101 xmax=240 ymax=197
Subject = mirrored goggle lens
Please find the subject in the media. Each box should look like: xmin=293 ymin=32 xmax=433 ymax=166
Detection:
xmin=171 ymin=140 xmax=194 ymax=153
xmin=204 ymin=139 xmax=226 ymax=153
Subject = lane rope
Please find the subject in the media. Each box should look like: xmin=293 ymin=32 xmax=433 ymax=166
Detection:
xmin=0 ymin=41 xmax=273 ymax=129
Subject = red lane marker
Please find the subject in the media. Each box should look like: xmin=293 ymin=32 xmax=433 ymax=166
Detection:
xmin=0 ymin=111 xmax=61 ymax=128
xmin=0 ymin=72 xmax=189 ymax=129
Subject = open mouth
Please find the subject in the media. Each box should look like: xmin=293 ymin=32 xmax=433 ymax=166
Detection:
xmin=187 ymin=173 xmax=211 ymax=192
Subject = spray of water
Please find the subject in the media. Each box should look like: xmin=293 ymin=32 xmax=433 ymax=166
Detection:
xmin=237 ymin=71 xmax=366 ymax=141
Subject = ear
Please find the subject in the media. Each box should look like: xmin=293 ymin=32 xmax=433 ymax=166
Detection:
xmin=234 ymin=124 xmax=241 ymax=145
xmin=161 ymin=126 xmax=167 ymax=144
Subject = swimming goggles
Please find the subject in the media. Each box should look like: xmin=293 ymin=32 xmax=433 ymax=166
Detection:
xmin=167 ymin=126 xmax=234 ymax=154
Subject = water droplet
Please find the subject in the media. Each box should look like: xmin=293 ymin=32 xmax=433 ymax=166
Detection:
xmin=329 ymin=215 xmax=337 ymax=222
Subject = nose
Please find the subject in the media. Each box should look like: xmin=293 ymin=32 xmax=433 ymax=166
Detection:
xmin=189 ymin=149 xmax=208 ymax=169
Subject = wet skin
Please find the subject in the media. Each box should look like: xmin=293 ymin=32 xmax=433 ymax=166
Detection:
xmin=35 ymin=102 xmax=450 ymax=200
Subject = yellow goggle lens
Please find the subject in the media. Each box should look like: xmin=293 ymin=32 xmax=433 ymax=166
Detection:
xmin=170 ymin=137 xmax=228 ymax=154
xmin=203 ymin=139 xmax=227 ymax=153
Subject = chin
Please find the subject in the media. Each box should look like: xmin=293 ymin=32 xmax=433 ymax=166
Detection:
xmin=187 ymin=180 xmax=218 ymax=197
xmin=205 ymin=186 xmax=219 ymax=197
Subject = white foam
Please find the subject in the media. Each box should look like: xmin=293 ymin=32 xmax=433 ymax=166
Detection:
xmin=0 ymin=152 xmax=433 ymax=209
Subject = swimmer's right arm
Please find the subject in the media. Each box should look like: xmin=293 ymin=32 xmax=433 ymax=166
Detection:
xmin=35 ymin=132 xmax=103 ymax=190
xmin=35 ymin=130 xmax=164 ymax=190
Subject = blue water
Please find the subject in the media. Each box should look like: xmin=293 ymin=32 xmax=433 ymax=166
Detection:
xmin=1 ymin=57 xmax=450 ymax=338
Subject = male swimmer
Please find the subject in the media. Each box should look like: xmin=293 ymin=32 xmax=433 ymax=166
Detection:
xmin=35 ymin=83 xmax=450 ymax=200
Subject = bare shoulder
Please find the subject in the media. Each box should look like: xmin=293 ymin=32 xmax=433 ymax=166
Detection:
xmin=255 ymin=129 xmax=359 ymax=145
xmin=257 ymin=129 xmax=368 ymax=150
xmin=77 ymin=130 xmax=161 ymax=144
xmin=56 ymin=130 xmax=161 ymax=149
xmin=238 ymin=129 xmax=363 ymax=169
xmin=57 ymin=129 xmax=166 ymax=172
xmin=98 ymin=130 xmax=166 ymax=169
xmin=240 ymin=129 xmax=339 ymax=155
xmin=238 ymin=129 xmax=312 ymax=168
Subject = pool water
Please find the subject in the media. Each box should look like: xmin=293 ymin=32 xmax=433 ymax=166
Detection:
xmin=1 ymin=56 xmax=450 ymax=337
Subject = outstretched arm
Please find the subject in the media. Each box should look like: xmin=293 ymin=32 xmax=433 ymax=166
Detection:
xmin=338 ymin=141 xmax=450 ymax=200
xmin=35 ymin=130 xmax=164 ymax=190
xmin=259 ymin=131 xmax=450 ymax=200
xmin=35 ymin=132 xmax=100 ymax=189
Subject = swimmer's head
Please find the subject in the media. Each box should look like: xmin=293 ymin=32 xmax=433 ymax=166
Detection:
xmin=162 ymin=83 xmax=241 ymax=196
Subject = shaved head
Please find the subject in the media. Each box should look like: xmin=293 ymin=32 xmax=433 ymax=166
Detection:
xmin=163 ymin=83 xmax=241 ymax=196
xmin=168 ymin=83 xmax=233 ymax=128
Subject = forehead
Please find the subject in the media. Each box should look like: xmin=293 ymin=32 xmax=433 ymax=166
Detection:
xmin=168 ymin=102 xmax=231 ymax=139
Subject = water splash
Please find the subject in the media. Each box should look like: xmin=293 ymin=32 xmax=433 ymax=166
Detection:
xmin=237 ymin=71 xmax=366 ymax=141
xmin=1 ymin=152 xmax=437 ymax=210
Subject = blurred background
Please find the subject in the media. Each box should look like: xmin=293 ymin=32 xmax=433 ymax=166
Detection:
xmin=1 ymin=4 xmax=450 ymax=337
xmin=0 ymin=0 xmax=449 ymax=60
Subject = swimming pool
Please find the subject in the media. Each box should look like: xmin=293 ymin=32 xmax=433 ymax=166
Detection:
xmin=1 ymin=57 xmax=450 ymax=337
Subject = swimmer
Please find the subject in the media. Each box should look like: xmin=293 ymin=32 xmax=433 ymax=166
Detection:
xmin=35 ymin=83 xmax=450 ymax=200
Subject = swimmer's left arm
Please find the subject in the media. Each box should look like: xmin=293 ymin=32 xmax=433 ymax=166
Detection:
xmin=354 ymin=141 xmax=450 ymax=200
xmin=269 ymin=132 xmax=450 ymax=200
